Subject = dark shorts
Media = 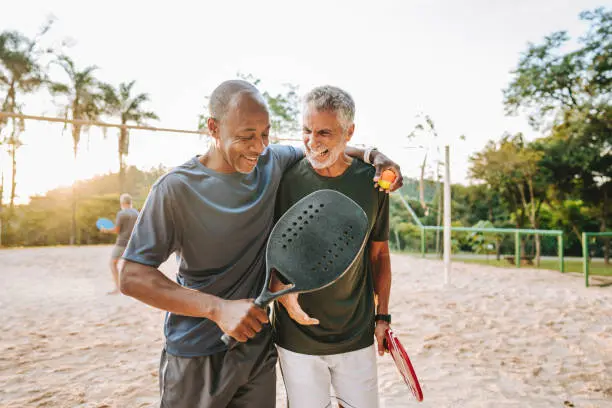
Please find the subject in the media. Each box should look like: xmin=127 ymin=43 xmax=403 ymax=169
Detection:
xmin=159 ymin=328 xmax=277 ymax=408
xmin=110 ymin=245 xmax=126 ymax=259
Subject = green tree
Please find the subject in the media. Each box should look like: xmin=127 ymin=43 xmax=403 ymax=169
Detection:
xmin=468 ymin=220 xmax=497 ymax=259
xmin=504 ymin=8 xmax=611 ymax=129
xmin=407 ymin=114 xmax=444 ymax=253
xmin=49 ymin=55 xmax=102 ymax=245
xmin=100 ymin=80 xmax=159 ymax=193
xmin=5 ymin=165 xmax=166 ymax=247
xmin=236 ymin=73 xmax=300 ymax=141
xmin=470 ymin=133 xmax=546 ymax=264
xmin=407 ymin=114 xmax=440 ymax=213
xmin=263 ymin=83 xmax=300 ymax=141
xmin=535 ymin=114 xmax=611 ymax=262
xmin=504 ymin=7 xmax=611 ymax=263
xmin=0 ymin=21 xmax=53 ymax=244
xmin=198 ymin=73 xmax=300 ymax=142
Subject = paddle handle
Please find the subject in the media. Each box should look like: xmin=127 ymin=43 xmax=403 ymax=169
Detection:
xmin=220 ymin=297 xmax=269 ymax=346
xmin=220 ymin=333 xmax=232 ymax=345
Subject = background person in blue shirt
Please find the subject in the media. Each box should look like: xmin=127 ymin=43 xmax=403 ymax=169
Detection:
xmin=99 ymin=193 xmax=139 ymax=295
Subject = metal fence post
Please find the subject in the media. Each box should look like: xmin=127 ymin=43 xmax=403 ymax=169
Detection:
xmin=582 ymin=232 xmax=589 ymax=287
xmin=515 ymin=230 xmax=521 ymax=268
xmin=558 ymin=234 xmax=564 ymax=273
xmin=421 ymin=228 xmax=425 ymax=258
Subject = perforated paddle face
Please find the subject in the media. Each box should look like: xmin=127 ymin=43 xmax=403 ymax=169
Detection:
xmin=385 ymin=328 xmax=424 ymax=402
xmin=263 ymin=189 xmax=368 ymax=302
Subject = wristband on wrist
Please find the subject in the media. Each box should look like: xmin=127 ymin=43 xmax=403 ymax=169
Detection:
xmin=375 ymin=313 xmax=391 ymax=324
xmin=363 ymin=146 xmax=378 ymax=164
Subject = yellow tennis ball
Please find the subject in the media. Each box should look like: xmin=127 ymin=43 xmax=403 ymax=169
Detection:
xmin=378 ymin=169 xmax=396 ymax=190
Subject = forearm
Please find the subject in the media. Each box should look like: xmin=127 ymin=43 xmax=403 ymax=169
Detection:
xmin=345 ymin=145 xmax=366 ymax=161
xmin=345 ymin=146 xmax=386 ymax=163
xmin=119 ymin=261 xmax=221 ymax=320
xmin=371 ymin=248 xmax=392 ymax=314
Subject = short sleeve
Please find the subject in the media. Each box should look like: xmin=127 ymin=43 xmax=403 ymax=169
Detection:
xmin=371 ymin=191 xmax=390 ymax=242
xmin=269 ymin=144 xmax=304 ymax=172
xmin=115 ymin=211 xmax=124 ymax=233
xmin=122 ymin=178 xmax=180 ymax=267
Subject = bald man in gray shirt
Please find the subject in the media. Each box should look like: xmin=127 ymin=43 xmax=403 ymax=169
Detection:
xmin=119 ymin=80 xmax=403 ymax=408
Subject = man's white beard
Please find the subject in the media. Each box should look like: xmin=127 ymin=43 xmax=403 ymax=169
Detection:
xmin=305 ymin=143 xmax=345 ymax=169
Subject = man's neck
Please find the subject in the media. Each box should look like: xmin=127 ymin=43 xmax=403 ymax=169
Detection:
xmin=312 ymin=154 xmax=352 ymax=178
xmin=199 ymin=148 xmax=234 ymax=173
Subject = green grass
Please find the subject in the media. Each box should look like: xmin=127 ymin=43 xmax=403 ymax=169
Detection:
xmin=450 ymin=257 xmax=612 ymax=277
xmin=393 ymin=248 xmax=612 ymax=277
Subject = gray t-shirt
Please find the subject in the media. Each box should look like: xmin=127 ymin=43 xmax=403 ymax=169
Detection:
xmin=115 ymin=208 xmax=139 ymax=246
xmin=122 ymin=144 xmax=302 ymax=357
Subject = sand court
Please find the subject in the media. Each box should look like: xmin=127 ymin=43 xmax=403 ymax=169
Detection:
xmin=0 ymin=246 xmax=610 ymax=407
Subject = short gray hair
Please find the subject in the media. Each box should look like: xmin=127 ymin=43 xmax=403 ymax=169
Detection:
xmin=303 ymin=85 xmax=355 ymax=129
xmin=120 ymin=193 xmax=132 ymax=205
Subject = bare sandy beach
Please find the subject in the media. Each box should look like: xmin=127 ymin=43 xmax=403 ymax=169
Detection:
xmin=0 ymin=246 xmax=610 ymax=407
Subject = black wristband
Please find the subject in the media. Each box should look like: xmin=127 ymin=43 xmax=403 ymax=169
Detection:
xmin=375 ymin=314 xmax=391 ymax=324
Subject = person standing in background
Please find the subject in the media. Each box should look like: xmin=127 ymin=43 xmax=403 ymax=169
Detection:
xmin=100 ymin=193 xmax=139 ymax=294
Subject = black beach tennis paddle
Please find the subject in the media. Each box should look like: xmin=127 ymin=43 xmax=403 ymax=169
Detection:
xmin=221 ymin=189 xmax=369 ymax=345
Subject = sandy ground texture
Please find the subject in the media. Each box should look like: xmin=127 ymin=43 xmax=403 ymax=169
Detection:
xmin=0 ymin=246 xmax=611 ymax=408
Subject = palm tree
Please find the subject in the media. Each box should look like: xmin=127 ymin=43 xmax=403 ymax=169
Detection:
xmin=0 ymin=170 xmax=4 ymax=246
xmin=49 ymin=55 xmax=101 ymax=245
xmin=100 ymin=80 xmax=158 ymax=192
xmin=0 ymin=29 xmax=47 ymax=244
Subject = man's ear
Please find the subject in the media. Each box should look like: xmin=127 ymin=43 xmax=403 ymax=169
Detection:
xmin=346 ymin=123 xmax=355 ymax=142
xmin=207 ymin=117 xmax=219 ymax=139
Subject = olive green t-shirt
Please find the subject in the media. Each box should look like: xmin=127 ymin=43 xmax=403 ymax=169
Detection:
xmin=272 ymin=158 xmax=389 ymax=355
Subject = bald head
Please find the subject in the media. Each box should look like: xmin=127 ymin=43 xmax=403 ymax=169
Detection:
xmin=208 ymin=80 xmax=266 ymax=123
xmin=203 ymin=79 xmax=271 ymax=174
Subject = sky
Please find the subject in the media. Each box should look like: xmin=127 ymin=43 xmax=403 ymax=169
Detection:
xmin=0 ymin=0 xmax=606 ymax=204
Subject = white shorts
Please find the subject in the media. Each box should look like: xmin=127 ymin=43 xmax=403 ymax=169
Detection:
xmin=277 ymin=344 xmax=379 ymax=408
